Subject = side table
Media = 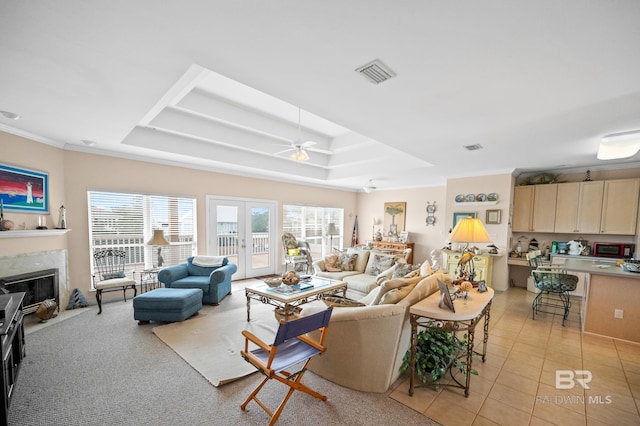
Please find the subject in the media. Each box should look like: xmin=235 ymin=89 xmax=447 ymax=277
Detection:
xmin=136 ymin=269 xmax=160 ymax=293
xmin=409 ymin=287 xmax=494 ymax=397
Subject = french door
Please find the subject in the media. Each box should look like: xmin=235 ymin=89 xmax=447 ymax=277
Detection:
xmin=206 ymin=196 xmax=277 ymax=280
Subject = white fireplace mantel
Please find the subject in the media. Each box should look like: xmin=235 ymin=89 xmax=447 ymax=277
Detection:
xmin=0 ymin=229 xmax=71 ymax=238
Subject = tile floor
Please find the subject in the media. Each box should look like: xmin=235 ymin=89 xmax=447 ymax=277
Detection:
xmin=389 ymin=287 xmax=640 ymax=426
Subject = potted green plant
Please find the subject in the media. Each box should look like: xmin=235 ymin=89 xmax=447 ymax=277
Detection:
xmin=400 ymin=328 xmax=477 ymax=391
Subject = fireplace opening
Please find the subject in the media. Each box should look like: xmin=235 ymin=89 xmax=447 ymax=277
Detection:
xmin=0 ymin=269 xmax=60 ymax=315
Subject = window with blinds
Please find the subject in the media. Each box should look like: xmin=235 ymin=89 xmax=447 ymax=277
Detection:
xmin=282 ymin=205 xmax=343 ymax=259
xmin=87 ymin=191 xmax=196 ymax=280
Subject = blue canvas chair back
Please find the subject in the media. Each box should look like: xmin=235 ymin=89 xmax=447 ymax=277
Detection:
xmin=273 ymin=308 xmax=332 ymax=346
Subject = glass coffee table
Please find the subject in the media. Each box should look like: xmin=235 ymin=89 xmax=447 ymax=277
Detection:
xmin=245 ymin=276 xmax=347 ymax=321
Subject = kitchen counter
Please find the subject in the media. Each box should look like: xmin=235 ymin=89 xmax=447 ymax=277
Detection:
xmin=560 ymin=257 xmax=640 ymax=279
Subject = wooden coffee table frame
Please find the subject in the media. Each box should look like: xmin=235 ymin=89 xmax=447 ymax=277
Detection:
xmin=245 ymin=277 xmax=347 ymax=321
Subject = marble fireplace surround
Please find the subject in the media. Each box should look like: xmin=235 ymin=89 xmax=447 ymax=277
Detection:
xmin=0 ymin=249 xmax=70 ymax=310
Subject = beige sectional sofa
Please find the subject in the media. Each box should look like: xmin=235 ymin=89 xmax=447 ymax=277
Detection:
xmin=304 ymin=270 xmax=452 ymax=393
xmin=312 ymin=247 xmax=401 ymax=299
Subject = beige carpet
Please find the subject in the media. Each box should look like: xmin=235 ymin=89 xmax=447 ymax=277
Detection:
xmin=152 ymin=282 xmax=281 ymax=386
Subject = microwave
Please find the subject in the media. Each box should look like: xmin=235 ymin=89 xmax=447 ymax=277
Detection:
xmin=592 ymin=242 xmax=635 ymax=259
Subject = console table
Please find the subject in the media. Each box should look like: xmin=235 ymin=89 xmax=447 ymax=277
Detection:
xmin=409 ymin=287 xmax=493 ymax=397
xmin=0 ymin=292 xmax=25 ymax=426
xmin=371 ymin=241 xmax=414 ymax=264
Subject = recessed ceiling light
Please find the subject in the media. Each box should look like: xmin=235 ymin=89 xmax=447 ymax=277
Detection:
xmin=0 ymin=110 xmax=20 ymax=120
xmin=82 ymin=140 xmax=97 ymax=147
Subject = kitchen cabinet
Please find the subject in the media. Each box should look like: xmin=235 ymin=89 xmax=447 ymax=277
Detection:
xmin=600 ymin=178 xmax=640 ymax=235
xmin=444 ymin=251 xmax=493 ymax=287
xmin=554 ymin=181 xmax=604 ymax=234
xmin=512 ymin=184 xmax=557 ymax=232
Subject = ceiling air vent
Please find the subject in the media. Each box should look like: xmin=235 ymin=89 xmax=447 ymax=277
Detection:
xmin=464 ymin=144 xmax=483 ymax=151
xmin=355 ymin=59 xmax=397 ymax=84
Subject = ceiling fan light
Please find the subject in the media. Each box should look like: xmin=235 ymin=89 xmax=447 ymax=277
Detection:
xmin=290 ymin=148 xmax=309 ymax=162
xmin=598 ymin=130 xmax=640 ymax=160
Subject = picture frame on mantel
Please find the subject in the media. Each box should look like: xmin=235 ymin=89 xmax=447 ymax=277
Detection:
xmin=0 ymin=163 xmax=49 ymax=213
xmin=486 ymin=209 xmax=501 ymax=224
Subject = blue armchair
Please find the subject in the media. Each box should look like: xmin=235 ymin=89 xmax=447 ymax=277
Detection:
xmin=158 ymin=256 xmax=237 ymax=305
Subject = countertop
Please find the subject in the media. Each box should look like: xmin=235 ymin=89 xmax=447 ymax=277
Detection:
xmin=559 ymin=258 xmax=640 ymax=279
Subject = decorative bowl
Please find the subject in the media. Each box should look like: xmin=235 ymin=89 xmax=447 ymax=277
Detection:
xmin=623 ymin=260 xmax=640 ymax=273
xmin=264 ymin=277 xmax=282 ymax=287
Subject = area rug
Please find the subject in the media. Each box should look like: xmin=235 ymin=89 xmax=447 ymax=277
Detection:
xmin=152 ymin=283 xmax=280 ymax=386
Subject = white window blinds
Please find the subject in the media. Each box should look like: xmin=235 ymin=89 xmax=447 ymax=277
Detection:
xmin=88 ymin=191 xmax=196 ymax=278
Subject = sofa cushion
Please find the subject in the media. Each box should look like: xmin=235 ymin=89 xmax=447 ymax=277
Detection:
xmin=338 ymin=252 xmax=358 ymax=271
xmin=365 ymin=253 xmax=396 ymax=275
xmin=347 ymin=248 xmax=370 ymax=272
xmin=343 ymin=273 xmax=379 ymax=297
xmin=171 ymin=276 xmax=211 ymax=293
xmin=315 ymin=270 xmax=361 ymax=280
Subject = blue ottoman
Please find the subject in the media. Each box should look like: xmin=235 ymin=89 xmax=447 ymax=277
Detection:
xmin=133 ymin=288 xmax=203 ymax=324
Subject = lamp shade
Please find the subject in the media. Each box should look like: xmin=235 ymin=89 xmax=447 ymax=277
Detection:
xmin=147 ymin=229 xmax=170 ymax=246
xmin=449 ymin=217 xmax=491 ymax=244
xmin=327 ymin=223 xmax=338 ymax=235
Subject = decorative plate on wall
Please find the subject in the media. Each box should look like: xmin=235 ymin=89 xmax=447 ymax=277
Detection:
xmin=487 ymin=193 xmax=498 ymax=201
xmin=476 ymin=193 xmax=487 ymax=202
xmin=465 ymin=194 xmax=476 ymax=202
xmin=455 ymin=194 xmax=465 ymax=202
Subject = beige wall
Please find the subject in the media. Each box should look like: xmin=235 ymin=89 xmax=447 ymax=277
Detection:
xmin=446 ymin=174 xmax=515 ymax=291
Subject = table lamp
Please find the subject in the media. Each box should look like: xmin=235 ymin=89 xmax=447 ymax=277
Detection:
xmin=147 ymin=229 xmax=170 ymax=268
xmin=449 ymin=216 xmax=491 ymax=281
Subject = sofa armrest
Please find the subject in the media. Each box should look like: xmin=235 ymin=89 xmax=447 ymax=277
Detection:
xmin=158 ymin=264 xmax=189 ymax=286
xmin=312 ymin=259 xmax=326 ymax=274
xmin=208 ymin=263 xmax=238 ymax=285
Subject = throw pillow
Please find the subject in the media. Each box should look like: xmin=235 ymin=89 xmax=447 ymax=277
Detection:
xmin=338 ymin=253 xmax=357 ymax=271
xmin=365 ymin=253 xmax=396 ymax=275
xmin=347 ymin=248 xmax=370 ymax=272
xmin=392 ymin=262 xmax=419 ymax=278
xmin=323 ymin=254 xmax=342 ymax=272
xmin=323 ymin=295 xmax=366 ymax=308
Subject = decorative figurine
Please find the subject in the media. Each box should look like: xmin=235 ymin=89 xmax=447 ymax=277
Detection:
xmin=57 ymin=205 xmax=67 ymax=229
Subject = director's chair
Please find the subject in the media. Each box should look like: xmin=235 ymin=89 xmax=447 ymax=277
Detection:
xmin=240 ymin=307 xmax=333 ymax=425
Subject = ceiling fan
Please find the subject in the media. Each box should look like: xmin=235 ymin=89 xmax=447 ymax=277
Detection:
xmin=274 ymin=108 xmax=325 ymax=162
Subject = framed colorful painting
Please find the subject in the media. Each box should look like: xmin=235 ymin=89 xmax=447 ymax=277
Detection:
xmin=0 ymin=163 xmax=49 ymax=213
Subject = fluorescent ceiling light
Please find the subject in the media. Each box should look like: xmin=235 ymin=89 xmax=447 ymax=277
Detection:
xmin=597 ymin=130 xmax=640 ymax=160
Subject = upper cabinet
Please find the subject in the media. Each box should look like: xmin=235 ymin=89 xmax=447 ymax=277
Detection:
xmin=600 ymin=179 xmax=640 ymax=235
xmin=512 ymin=184 xmax=557 ymax=232
xmin=513 ymin=178 xmax=639 ymax=235
xmin=555 ymin=181 xmax=604 ymax=234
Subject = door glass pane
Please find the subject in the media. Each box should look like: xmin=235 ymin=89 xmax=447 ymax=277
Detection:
xmin=251 ymin=207 xmax=270 ymax=269
xmin=217 ymin=205 xmax=238 ymax=265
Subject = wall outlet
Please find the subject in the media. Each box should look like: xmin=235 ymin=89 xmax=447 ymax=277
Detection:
xmin=614 ymin=309 xmax=624 ymax=319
